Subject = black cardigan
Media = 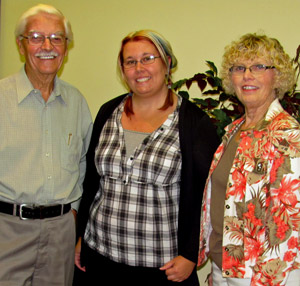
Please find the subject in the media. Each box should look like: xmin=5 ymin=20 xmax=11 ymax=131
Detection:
xmin=77 ymin=94 xmax=219 ymax=263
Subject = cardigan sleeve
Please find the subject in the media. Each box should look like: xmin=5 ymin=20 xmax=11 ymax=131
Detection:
xmin=177 ymin=98 xmax=219 ymax=263
xmin=77 ymin=106 xmax=104 ymax=237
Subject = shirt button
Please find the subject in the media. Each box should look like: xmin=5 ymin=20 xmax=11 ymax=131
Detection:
xmin=46 ymin=153 xmax=50 ymax=157
xmin=226 ymin=204 xmax=230 ymax=209
xmin=47 ymin=175 xmax=52 ymax=180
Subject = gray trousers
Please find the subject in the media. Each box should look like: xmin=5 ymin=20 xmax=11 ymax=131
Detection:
xmin=0 ymin=211 xmax=75 ymax=286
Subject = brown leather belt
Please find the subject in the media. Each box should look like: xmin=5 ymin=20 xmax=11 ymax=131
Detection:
xmin=0 ymin=201 xmax=71 ymax=220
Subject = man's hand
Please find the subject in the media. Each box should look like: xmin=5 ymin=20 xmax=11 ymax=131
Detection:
xmin=71 ymin=209 xmax=77 ymax=221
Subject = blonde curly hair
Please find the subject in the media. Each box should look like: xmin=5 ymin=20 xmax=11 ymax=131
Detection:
xmin=220 ymin=33 xmax=295 ymax=99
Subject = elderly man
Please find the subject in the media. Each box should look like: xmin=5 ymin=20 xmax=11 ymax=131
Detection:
xmin=0 ymin=4 xmax=92 ymax=286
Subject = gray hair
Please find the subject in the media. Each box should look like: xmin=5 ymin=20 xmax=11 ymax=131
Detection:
xmin=15 ymin=4 xmax=73 ymax=43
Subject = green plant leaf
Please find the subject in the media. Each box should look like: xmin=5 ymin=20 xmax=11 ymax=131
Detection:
xmin=212 ymin=109 xmax=229 ymax=121
xmin=178 ymin=90 xmax=190 ymax=99
xmin=192 ymin=98 xmax=208 ymax=107
xmin=172 ymin=79 xmax=187 ymax=90
xmin=214 ymin=77 xmax=222 ymax=87
xmin=207 ymin=98 xmax=220 ymax=108
xmin=207 ymin=76 xmax=222 ymax=88
xmin=219 ymin=92 xmax=230 ymax=102
xmin=206 ymin=60 xmax=218 ymax=75
xmin=205 ymin=70 xmax=215 ymax=77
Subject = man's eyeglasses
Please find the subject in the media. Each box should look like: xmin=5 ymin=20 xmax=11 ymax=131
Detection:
xmin=20 ymin=32 xmax=68 ymax=46
xmin=229 ymin=64 xmax=275 ymax=75
xmin=123 ymin=55 xmax=161 ymax=69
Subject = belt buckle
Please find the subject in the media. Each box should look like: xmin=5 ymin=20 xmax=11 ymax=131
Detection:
xmin=60 ymin=204 xmax=64 ymax=216
xmin=19 ymin=204 xmax=34 ymax=220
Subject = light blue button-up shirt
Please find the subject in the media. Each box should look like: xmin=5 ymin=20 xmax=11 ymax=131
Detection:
xmin=0 ymin=67 xmax=93 ymax=211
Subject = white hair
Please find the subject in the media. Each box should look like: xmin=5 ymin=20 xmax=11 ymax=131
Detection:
xmin=15 ymin=4 xmax=73 ymax=43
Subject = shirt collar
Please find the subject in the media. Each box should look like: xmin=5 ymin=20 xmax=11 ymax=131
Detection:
xmin=224 ymin=98 xmax=283 ymax=136
xmin=15 ymin=66 xmax=66 ymax=104
xmin=264 ymin=98 xmax=283 ymax=121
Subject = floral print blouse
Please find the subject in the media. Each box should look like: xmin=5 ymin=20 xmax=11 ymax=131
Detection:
xmin=198 ymin=99 xmax=300 ymax=285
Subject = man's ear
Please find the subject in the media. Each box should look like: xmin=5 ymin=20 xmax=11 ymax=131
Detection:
xmin=64 ymin=48 xmax=68 ymax=57
xmin=16 ymin=38 xmax=25 ymax=56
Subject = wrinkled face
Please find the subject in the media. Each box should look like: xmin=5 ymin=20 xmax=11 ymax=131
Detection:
xmin=17 ymin=13 xmax=68 ymax=80
xmin=122 ymin=40 xmax=168 ymax=98
xmin=230 ymin=58 xmax=276 ymax=110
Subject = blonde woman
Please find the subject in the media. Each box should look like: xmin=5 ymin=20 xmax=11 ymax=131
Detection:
xmin=198 ymin=33 xmax=300 ymax=286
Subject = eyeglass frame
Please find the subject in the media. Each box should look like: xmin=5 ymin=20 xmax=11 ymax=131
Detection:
xmin=229 ymin=64 xmax=275 ymax=75
xmin=123 ymin=55 xmax=161 ymax=69
xmin=20 ymin=32 xmax=68 ymax=46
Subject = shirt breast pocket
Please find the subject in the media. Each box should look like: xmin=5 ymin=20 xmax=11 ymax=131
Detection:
xmin=61 ymin=134 xmax=83 ymax=173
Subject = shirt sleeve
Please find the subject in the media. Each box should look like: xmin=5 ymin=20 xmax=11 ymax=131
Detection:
xmin=73 ymin=97 xmax=93 ymax=211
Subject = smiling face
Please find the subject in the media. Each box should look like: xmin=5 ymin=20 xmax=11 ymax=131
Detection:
xmin=122 ymin=40 xmax=168 ymax=98
xmin=231 ymin=58 xmax=277 ymax=112
xmin=17 ymin=12 xmax=68 ymax=82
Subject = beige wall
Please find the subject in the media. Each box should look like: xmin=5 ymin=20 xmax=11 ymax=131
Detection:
xmin=1 ymin=0 xmax=300 ymax=283
xmin=1 ymin=0 xmax=300 ymax=117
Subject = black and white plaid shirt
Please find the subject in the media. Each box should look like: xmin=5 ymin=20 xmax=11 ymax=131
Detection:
xmin=84 ymin=96 xmax=182 ymax=267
